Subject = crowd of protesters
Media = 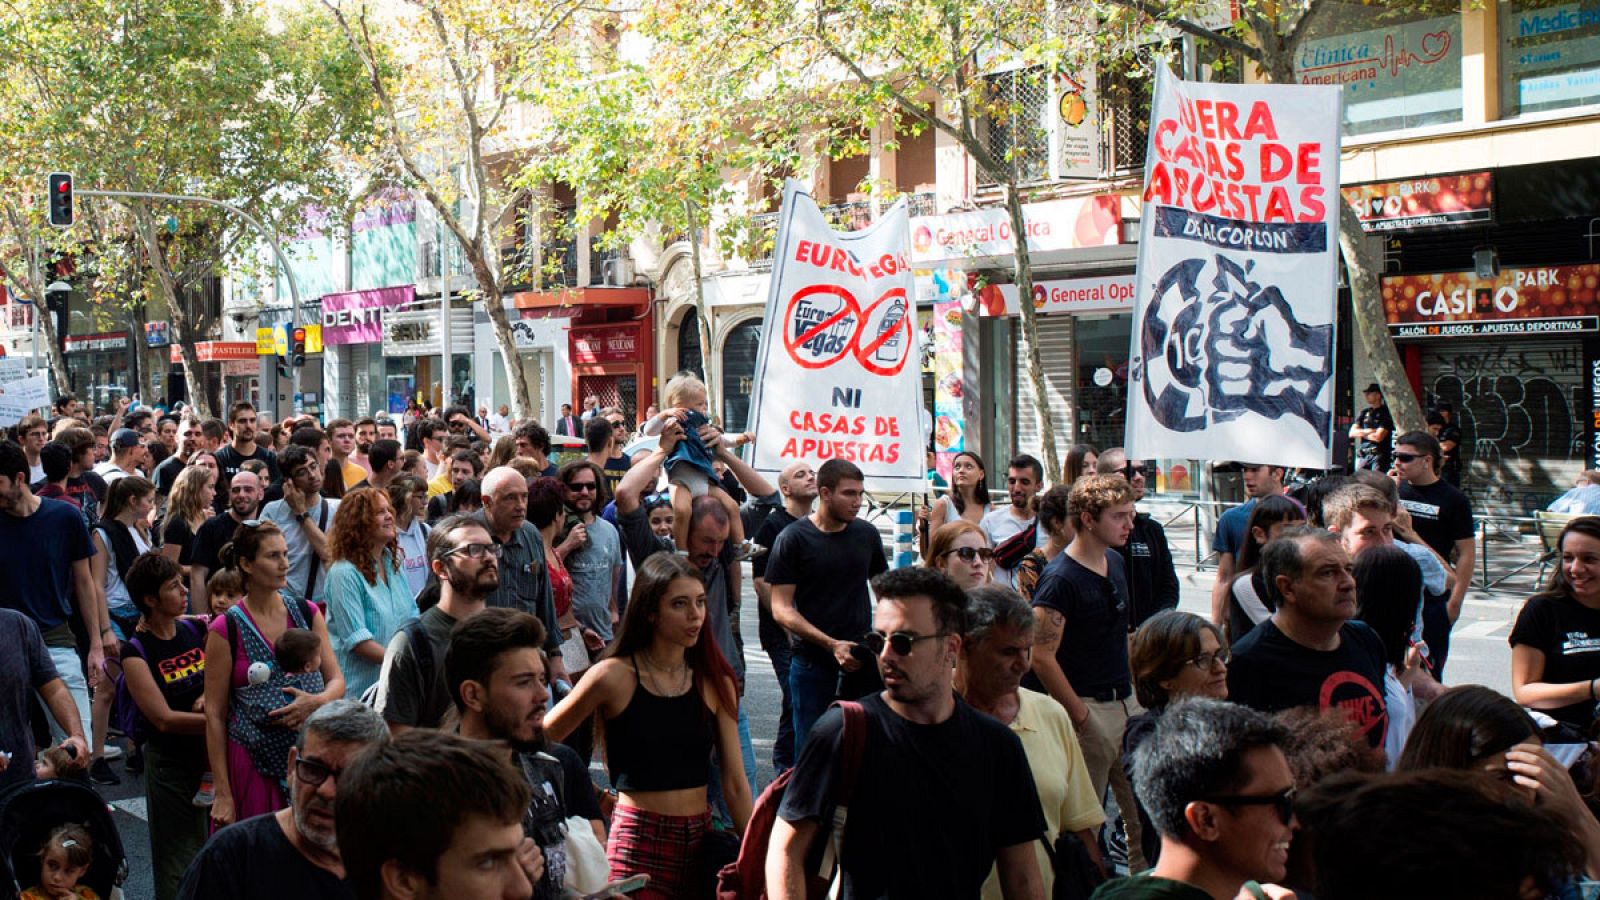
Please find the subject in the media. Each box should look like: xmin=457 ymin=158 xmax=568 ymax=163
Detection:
xmin=0 ymin=383 xmax=1598 ymax=900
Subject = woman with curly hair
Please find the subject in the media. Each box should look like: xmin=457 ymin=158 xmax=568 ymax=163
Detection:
xmin=161 ymin=465 xmax=217 ymax=572
xmin=324 ymin=486 xmax=413 ymax=698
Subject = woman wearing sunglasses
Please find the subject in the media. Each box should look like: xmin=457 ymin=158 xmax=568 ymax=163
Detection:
xmin=1121 ymin=610 xmax=1231 ymax=869
xmin=545 ymin=552 xmax=750 ymax=898
xmin=926 ymin=521 xmax=995 ymax=591
xmin=202 ymin=520 xmax=345 ymax=828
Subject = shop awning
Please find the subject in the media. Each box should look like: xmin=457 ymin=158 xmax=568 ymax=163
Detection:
xmin=510 ymin=286 xmax=650 ymax=319
xmin=172 ymin=341 xmax=258 ymax=363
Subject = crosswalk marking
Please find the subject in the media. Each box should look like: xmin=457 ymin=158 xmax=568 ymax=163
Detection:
xmin=110 ymin=797 xmax=148 ymax=822
xmin=1456 ymin=619 xmax=1508 ymax=640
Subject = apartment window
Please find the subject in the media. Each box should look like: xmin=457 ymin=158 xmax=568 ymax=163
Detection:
xmin=1295 ymin=2 xmax=1463 ymax=136
xmin=982 ymin=67 xmax=1051 ymax=184
xmin=1501 ymin=0 xmax=1600 ymax=117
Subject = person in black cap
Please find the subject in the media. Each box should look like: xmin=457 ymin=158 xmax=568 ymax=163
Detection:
xmin=1349 ymin=383 xmax=1392 ymax=473
xmin=93 ymin=428 xmax=150 ymax=484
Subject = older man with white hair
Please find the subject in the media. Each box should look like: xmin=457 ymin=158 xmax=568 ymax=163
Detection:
xmin=471 ymin=467 xmax=566 ymax=686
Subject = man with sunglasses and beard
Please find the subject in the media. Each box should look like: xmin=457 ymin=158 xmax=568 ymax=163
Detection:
xmin=1392 ymin=430 xmax=1474 ymax=679
xmin=375 ymin=516 xmax=500 ymax=734
xmin=1097 ymin=698 xmax=1295 ymax=900
xmin=770 ymin=566 xmax=1046 ymax=899
xmin=448 ymin=608 xmax=602 ymax=900
xmin=1097 ymin=449 xmax=1179 ymax=629
xmin=177 ymin=700 xmax=389 ymax=899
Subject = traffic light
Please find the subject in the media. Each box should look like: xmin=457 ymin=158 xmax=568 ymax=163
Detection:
xmin=291 ymin=326 xmax=306 ymax=367
xmin=47 ymin=173 xmax=73 ymax=227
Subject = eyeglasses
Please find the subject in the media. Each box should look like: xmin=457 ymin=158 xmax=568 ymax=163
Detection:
xmin=567 ymin=482 xmax=598 ymax=493
xmin=446 ymin=542 xmax=503 ymax=560
xmin=861 ymin=630 xmax=946 ymax=657
xmin=1393 ymin=452 xmax=1424 ymax=463
xmin=1203 ymin=787 xmax=1297 ymax=825
xmin=944 ymin=546 xmax=994 ymax=563
xmin=1124 ymin=464 xmax=1149 ymax=478
xmin=1183 ymin=649 xmax=1230 ymax=670
xmin=293 ymin=757 xmax=342 ymax=788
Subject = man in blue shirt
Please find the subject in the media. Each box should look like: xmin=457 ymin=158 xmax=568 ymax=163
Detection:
xmin=1209 ymin=463 xmax=1293 ymax=628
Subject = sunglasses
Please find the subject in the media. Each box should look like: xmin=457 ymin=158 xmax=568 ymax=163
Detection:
xmin=1125 ymin=464 xmax=1149 ymax=478
xmin=861 ymin=630 xmax=947 ymax=656
xmin=566 ymin=482 xmax=599 ymax=493
xmin=944 ymin=546 xmax=994 ymax=563
xmin=1184 ymin=649 xmax=1230 ymax=670
xmin=294 ymin=757 xmax=343 ymax=788
xmin=1393 ymin=452 xmax=1425 ymax=463
xmin=1204 ymin=787 xmax=1297 ymax=825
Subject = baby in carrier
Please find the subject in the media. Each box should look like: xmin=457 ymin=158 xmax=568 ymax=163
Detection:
xmin=231 ymin=628 xmax=325 ymax=788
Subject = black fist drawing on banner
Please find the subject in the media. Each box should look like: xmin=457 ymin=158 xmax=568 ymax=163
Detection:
xmin=1134 ymin=254 xmax=1332 ymax=438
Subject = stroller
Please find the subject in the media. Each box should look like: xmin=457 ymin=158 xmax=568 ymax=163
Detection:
xmin=0 ymin=778 xmax=126 ymax=900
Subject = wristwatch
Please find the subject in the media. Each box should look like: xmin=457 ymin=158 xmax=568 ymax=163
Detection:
xmin=295 ymin=510 xmax=310 ymax=523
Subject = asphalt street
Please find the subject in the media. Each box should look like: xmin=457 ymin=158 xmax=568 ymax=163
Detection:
xmin=91 ymin=560 xmax=1518 ymax=899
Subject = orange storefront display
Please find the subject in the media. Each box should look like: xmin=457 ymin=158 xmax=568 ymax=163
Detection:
xmin=570 ymin=321 xmax=652 ymax=421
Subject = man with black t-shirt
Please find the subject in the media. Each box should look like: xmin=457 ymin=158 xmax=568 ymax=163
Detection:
xmin=1394 ymin=430 xmax=1474 ymax=678
xmin=771 ymin=566 xmax=1045 ymax=900
xmin=751 ymin=461 xmax=817 ymax=774
xmin=1027 ymin=474 xmax=1144 ymax=871
xmin=186 ymin=470 xmax=262 ymax=615
xmin=449 ymin=608 xmax=602 ymax=900
xmin=213 ymin=401 xmax=281 ymax=490
xmin=57 ymin=427 xmax=107 ymax=527
xmin=376 ymin=516 xmax=497 ymax=733
xmin=152 ymin=418 xmax=202 ymax=499
xmin=1097 ymin=449 xmax=1179 ymax=628
xmin=1227 ymin=527 xmax=1388 ymax=749
xmin=766 ymin=458 xmax=889 ymax=752
xmin=177 ymin=700 xmax=388 ymax=899
xmin=1350 ymin=383 xmax=1393 ymax=472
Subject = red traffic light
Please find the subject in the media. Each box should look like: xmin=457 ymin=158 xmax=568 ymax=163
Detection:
xmin=47 ymin=172 xmax=74 ymax=227
xmin=56 ymin=180 xmax=70 ymax=192
xmin=292 ymin=327 xmax=306 ymax=342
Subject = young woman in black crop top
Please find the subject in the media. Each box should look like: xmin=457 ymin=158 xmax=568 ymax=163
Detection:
xmin=547 ymin=553 xmax=750 ymax=898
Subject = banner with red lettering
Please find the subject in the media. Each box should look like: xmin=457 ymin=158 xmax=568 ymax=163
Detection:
xmin=1126 ymin=67 xmax=1341 ymax=470
xmin=748 ymin=181 xmax=925 ymax=491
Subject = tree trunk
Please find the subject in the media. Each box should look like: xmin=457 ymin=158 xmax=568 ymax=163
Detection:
xmin=473 ymin=256 xmax=536 ymax=421
xmin=1004 ymin=185 xmax=1062 ymax=484
xmin=686 ymin=201 xmax=717 ymax=418
xmin=1338 ymin=202 xmax=1424 ymax=434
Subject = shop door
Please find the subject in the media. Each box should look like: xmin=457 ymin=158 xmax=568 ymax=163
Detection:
xmin=578 ymin=373 xmax=638 ymax=423
xmin=1074 ymin=316 xmax=1132 ymax=454
xmin=720 ymin=320 xmax=761 ymax=433
xmin=1012 ymin=315 xmax=1074 ymax=468
xmin=677 ymin=308 xmax=704 ymax=380
xmin=1420 ymin=337 xmax=1583 ymax=515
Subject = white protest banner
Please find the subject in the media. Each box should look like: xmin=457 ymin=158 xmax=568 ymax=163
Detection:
xmin=1126 ymin=67 xmax=1341 ymax=470
xmin=0 ymin=375 xmax=51 ymax=426
xmin=748 ymin=181 xmax=924 ymax=492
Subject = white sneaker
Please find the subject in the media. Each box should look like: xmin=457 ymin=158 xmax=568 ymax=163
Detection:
xmin=101 ymin=744 xmax=124 ymax=761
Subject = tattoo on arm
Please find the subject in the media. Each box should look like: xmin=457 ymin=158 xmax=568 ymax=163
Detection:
xmin=1034 ymin=609 xmax=1064 ymax=650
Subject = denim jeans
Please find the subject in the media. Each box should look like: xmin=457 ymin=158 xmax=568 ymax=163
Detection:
xmin=45 ymin=646 xmax=91 ymax=744
xmin=788 ymin=652 xmax=840 ymax=756
xmin=708 ymin=707 xmax=758 ymax=827
xmin=1422 ymin=594 xmax=1454 ymax=680
xmin=764 ymin=638 xmax=796 ymax=772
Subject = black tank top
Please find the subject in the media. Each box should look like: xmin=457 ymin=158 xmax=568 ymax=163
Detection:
xmin=605 ymin=658 xmax=714 ymax=792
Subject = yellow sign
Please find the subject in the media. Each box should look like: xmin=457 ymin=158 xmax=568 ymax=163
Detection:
xmin=273 ymin=324 xmax=290 ymax=356
xmin=257 ymin=323 xmax=325 ymax=356
xmin=304 ymin=324 xmax=323 ymax=354
xmin=255 ymin=327 xmax=275 ymax=356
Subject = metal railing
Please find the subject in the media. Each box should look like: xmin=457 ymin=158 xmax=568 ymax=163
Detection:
xmin=744 ymin=192 xmax=937 ymax=270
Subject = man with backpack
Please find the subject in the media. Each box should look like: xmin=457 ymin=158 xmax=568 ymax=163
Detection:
xmin=983 ymin=455 xmax=1045 ymax=588
xmin=765 ymin=567 xmax=1047 ymax=899
xmin=373 ymin=515 xmax=498 ymax=733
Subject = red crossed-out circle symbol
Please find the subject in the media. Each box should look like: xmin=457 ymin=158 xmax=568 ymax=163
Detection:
xmin=782 ymin=283 xmax=914 ymax=377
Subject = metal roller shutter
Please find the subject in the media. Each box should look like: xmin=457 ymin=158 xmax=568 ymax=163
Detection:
xmin=1419 ymin=336 xmax=1584 ymax=515
xmin=1013 ymin=314 xmax=1075 ymax=469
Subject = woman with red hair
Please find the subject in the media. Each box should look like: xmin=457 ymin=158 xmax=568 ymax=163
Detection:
xmin=324 ymin=487 xmax=413 ymax=699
